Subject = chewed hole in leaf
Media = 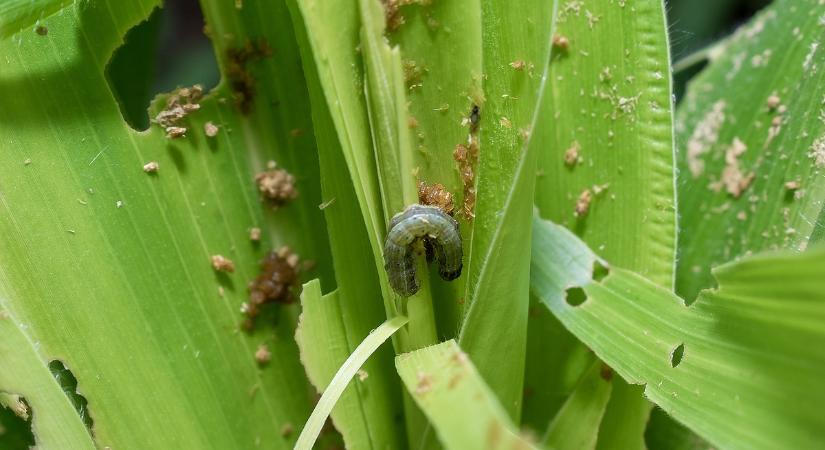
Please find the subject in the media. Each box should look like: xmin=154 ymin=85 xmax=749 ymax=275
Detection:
xmin=592 ymin=261 xmax=609 ymax=282
xmin=106 ymin=2 xmax=219 ymax=131
xmin=49 ymin=360 xmax=94 ymax=433
xmin=0 ymin=394 xmax=35 ymax=448
xmin=565 ymin=287 xmax=587 ymax=307
xmin=670 ymin=343 xmax=685 ymax=368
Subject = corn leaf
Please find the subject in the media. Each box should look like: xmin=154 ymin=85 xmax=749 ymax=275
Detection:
xmin=295 ymin=279 xmax=403 ymax=449
xmin=0 ymin=0 xmax=334 ymax=447
xmin=528 ymin=0 xmax=676 ymax=443
xmin=457 ymin=0 xmax=555 ymax=421
xmin=396 ymin=340 xmax=539 ymax=450
xmin=542 ymin=359 xmax=612 ymax=450
xmin=385 ymin=0 xmax=482 ymax=337
xmin=533 ymin=0 xmax=677 ymax=286
xmin=295 ymin=280 xmax=406 ymax=450
xmin=0 ymin=0 xmax=73 ymax=38
xmin=295 ymin=280 xmax=401 ymax=448
xmin=0 ymin=313 xmax=94 ymax=449
xmin=675 ymin=0 xmax=825 ymax=300
xmin=531 ymin=215 xmax=825 ymax=449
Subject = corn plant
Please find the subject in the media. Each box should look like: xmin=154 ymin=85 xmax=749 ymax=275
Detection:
xmin=0 ymin=0 xmax=823 ymax=449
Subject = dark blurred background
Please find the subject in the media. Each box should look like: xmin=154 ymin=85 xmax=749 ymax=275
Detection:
xmin=667 ymin=0 xmax=772 ymax=98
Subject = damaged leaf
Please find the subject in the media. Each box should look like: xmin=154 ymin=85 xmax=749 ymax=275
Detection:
xmin=531 ymin=215 xmax=825 ymax=449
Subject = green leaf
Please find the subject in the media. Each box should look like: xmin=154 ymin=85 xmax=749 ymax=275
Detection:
xmin=675 ymin=0 xmax=825 ymax=300
xmin=287 ymin=0 xmax=384 ymax=263
xmin=358 ymin=0 xmax=417 ymax=215
xmin=289 ymin=0 xmax=437 ymax=349
xmin=356 ymin=0 xmax=439 ymax=352
xmin=521 ymin=297 xmax=593 ymax=433
xmin=534 ymin=0 xmax=677 ymax=287
xmin=199 ymin=0 xmax=334 ymax=276
xmin=0 ymin=0 xmax=334 ymax=447
xmin=287 ymin=1 xmax=440 ymax=448
xmin=0 ymin=0 xmax=72 ymax=38
xmin=531 ymin=215 xmax=825 ymax=449
xmin=396 ymin=340 xmax=539 ymax=450
xmin=288 ymin=2 xmax=409 ymax=446
xmin=294 ymin=287 xmax=407 ymax=450
xmin=0 ymin=312 xmax=94 ymax=449
xmin=542 ymin=359 xmax=612 ymax=450
xmin=458 ymin=0 xmax=555 ymax=421
xmin=529 ymin=1 xmax=676 ymax=443
xmin=295 ymin=279 xmax=403 ymax=449
xmin=385 ymin=0 xmax=482 ymax=337
xmin=595 ymin=380 xmax=649 ymax=450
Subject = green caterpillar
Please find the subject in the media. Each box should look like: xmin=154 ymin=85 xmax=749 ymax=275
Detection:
xmin=384 ymin=204 xmax=463 ymax=297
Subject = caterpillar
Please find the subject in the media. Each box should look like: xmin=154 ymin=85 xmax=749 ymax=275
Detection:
xmin=384 ymin=204 xmax=463 ymax=297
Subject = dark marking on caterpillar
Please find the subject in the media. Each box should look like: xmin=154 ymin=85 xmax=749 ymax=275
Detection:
xmin=384 ymin=204 xmax=463 ymax=297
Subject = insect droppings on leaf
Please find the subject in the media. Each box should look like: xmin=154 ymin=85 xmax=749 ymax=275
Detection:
xmin=574 ymin=189 xmax=592 ymax=218
xmin=226 ymin=38 xmax=272 ymax=113
xmin=143 ymin=161 xmax=159 ymax=173
xmin=6 ymin=395 xmax=29 ymax=420
xmin=454 ymin=139 xmax=479 ymax=220
xmin=415 ymin=371 xmax=433 ymax=395
xmin=417 ymin=181 xmax=455 ymax=215
xmin=564 ymin=141 xmax=581 ymax=167
xmin=165 ymin=126 xmax=187 ymax=139
xmin=766 ymin=94 xmax=781 ymax=110
xmin=153 ymin=85 xmax=203 ymax=139
xmin=255 ymin=166 xmax=298 ymax=207
xmin=510 ymin=60 xmax=527 ymax=71
xmin=204 ymin=121 xmax=219 ymax=137
xmin=717 ymin=137 xmax=755 ymax=198
xmin=552 ymin=34 xmax=570 ymax=51
xmin=243 ymin=247 xmax=301 ymax=329
xmin=211 ymin=255 xmax=235 ymax=273
xmin=403 ymin=59 xmax=427 ymax=90
xmin=254 ymin=344 xmax=271 ymax=365
xmin=808 ymin=135 xmax=825 ymax=168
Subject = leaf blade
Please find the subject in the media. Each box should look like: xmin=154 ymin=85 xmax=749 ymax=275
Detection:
xmin=0 ymin=309 xmax=95 ymax=450
xmin=675 ymin=0 xmax=825 ymax=300
xmin=295 ymin=305 xmax=407 ymax=450
xmin=458 ymin=0 xmax=555 ymax=421
xmin=531 ymin=215 xmax=825 ymax=449
xmin=0 ymin=0 xmax=332 ymax=447
xmin=395 ymin=340 xmax=540 ymax=450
